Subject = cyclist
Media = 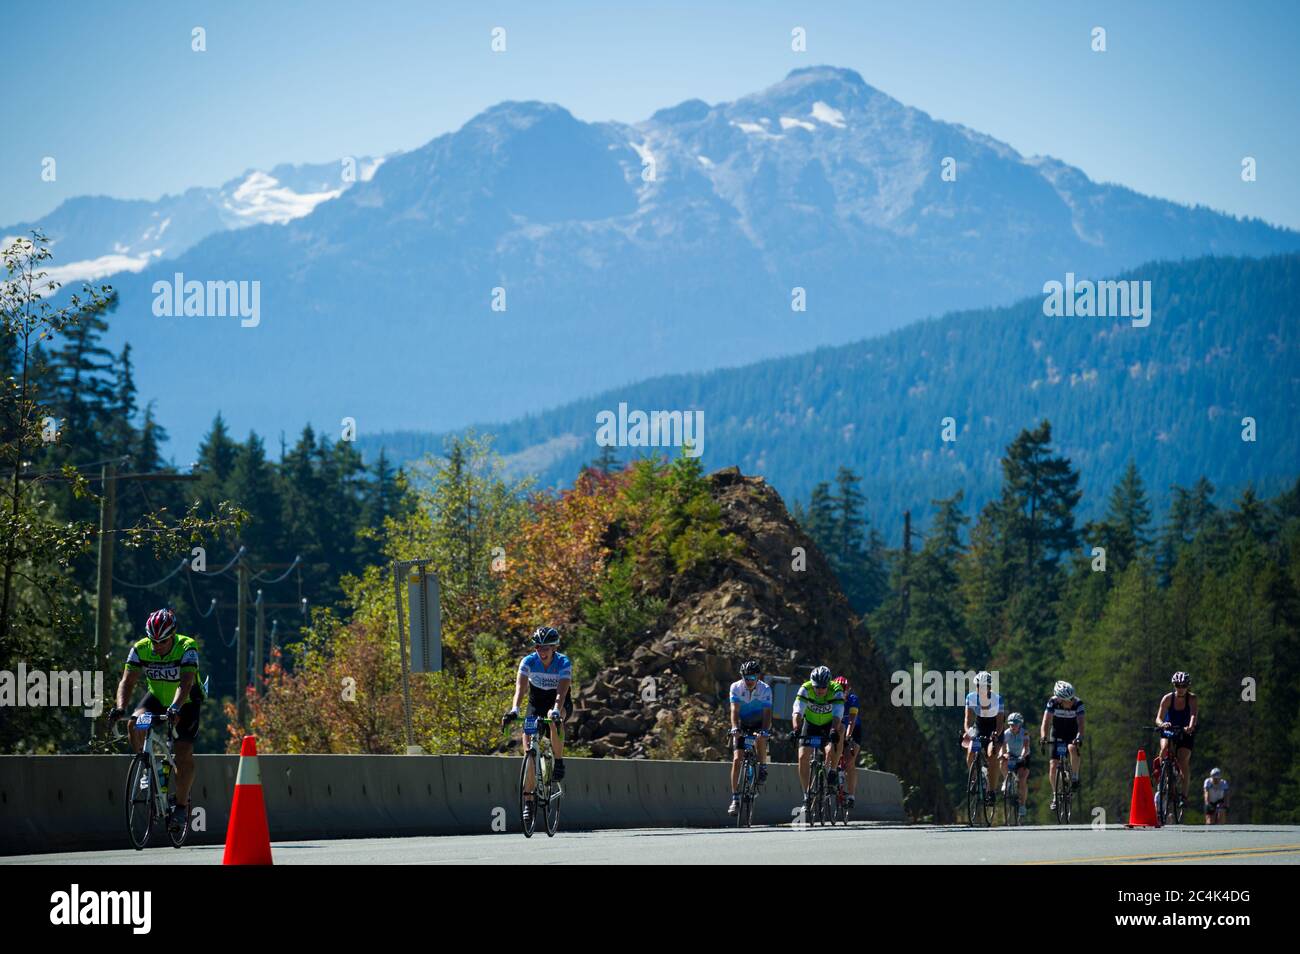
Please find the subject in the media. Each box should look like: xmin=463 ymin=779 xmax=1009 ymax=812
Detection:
xmin=1154 ymin=671 xmax=1198 ymax=807
xmin=1039 ymin=679 xmax=1084 ymax=812
xmin=999 ymin=712 xmax=1031 ymax=820
xmin=727 ymin=660 xmax=772 ymax=816
xmin=1203 ymin=768 xmax=1230 ymax=825
xmin=502 ymin=626 xmax=573 ymax=826
xmin=963 ymin=670 xmax=1005 ymax=805
xmin=106 ymin=608 xmax=203 ymax=832
xmin=832 ymin=675 xmax=861 ymax=811
xmin=791 ymin=666 xmax=844 ymax=810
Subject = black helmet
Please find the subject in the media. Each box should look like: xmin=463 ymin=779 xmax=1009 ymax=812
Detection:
xmin=531 ymin=626 xmax=561 ymax=647
xmin=1171 ymin=671 xmax=1190 ymax=687
xmin=740 ymin=660 xmax=761 ymax=678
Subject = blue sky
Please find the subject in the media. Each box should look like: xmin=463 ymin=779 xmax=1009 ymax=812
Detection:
xmin=4 ymin=0 xmax=1299 ymax=228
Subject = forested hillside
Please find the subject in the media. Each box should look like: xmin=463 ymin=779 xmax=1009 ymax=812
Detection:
xmin=368 ymin=253 xmax=1300 ymax=546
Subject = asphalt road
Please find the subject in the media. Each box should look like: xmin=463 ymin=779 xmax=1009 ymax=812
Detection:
xmin=5 ymin=823 xmax=1298 ymax=865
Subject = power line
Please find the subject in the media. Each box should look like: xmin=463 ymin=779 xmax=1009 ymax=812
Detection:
xmin=112 ymin=557 xmax=188 ymax=590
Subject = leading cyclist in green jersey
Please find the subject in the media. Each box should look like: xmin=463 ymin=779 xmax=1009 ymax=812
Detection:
xmin=107 ymin=608 xmax=204 ymax=832
xmin=791 ymin=666 xmax=844 ymax=808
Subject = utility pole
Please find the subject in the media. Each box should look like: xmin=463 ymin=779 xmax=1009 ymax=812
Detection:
xmin=236 ymin=553 xmax=248 ymax=726
xmin=93 ymin=462 xmax=117 ymax=674
xmin=254 ymin=588 xmax=266 ymax=693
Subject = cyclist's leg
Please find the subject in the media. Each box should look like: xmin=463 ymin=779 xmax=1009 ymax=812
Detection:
xmin=797 ymin=739 xmax=812 ymax=791
xmin=1068 ymin=739 xmax=1081 ymax=783
xmin=1017 ymin=763 xmax=1030 ymax=804
xmin=755 ymin=730 xmax=768 ymax=781
xmin=1175 ymin=740 xmax=1192 ymax=800
xmin=986 ymin=739 xmax=1000 ymax=794
xmin=129 ymin=693 xmax=164 ymax=754
xmin=171 ymin=697 xmax=201 ymax=807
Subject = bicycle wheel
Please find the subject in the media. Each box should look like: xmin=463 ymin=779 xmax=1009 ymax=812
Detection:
xmin=967 ymin=759 xmax=989 ymax=827
xmin=543 ymin=753 xmax=560 ymax=837
xmin=1154 ymin=765 xmax=1169 ymax=826
xmin=743 ymin=767 xmax=756 ymax=829
xmin=518 ymin=750 xmax=537 ymax=838
xmin=1053 ymin=770 xmax=1068 ymax=824
xmin=811 ymin=768 xmax=825 ymax=825
xmin=125 ymin=756 xmax=155 ymax=850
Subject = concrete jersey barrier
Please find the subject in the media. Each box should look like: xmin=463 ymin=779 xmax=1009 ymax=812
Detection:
xmin=0 ymin=754 xmax=905 ymax=855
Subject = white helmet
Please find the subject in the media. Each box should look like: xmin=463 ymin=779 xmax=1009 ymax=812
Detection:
xmin=1053 ymin=680 xmax=1076 ymax=700
xmin=975 ymin=670 xmax=993 ymax=688
xmin=1210 ymin=767 xmax=1222 ymax=778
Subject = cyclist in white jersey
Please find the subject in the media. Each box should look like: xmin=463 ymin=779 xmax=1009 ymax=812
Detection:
xmin=998 ymin=712 xmax=1031 ymax=820
xmin=727 ymin=660 xmax=772 ymax=815
xmin=1203 ymin=768 xmax=1230 ymax=825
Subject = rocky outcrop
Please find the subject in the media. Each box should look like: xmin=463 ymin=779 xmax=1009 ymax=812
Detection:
xmin=572 ymin=466 xmax=953 ymax=822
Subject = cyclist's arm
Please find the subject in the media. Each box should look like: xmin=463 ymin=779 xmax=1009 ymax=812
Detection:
xmin=1155 ymin=693 xmax=1170 ymax=727
xmin=729 ymin=700 xmax=741 ymax=729
xmin=1039 ymin=709 xmax=1050 ymax=742
xmin=553 ymin=677 xmax=571 ymax=712
xmin=511 ymin=671 xmax=528 ymax=712
xmin=1075 ymin=711 xmax=1084 ymax=738
xmin=1187 ymin=694 xmax=1198 ymax=732
xmin=171 ymin=671 xmax=195 ymax=708
xmin=115 ymin=667 xmax=140 ymax=712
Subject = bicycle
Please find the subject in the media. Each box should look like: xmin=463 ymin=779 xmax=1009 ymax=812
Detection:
xmin=515 ymin=713 xmax=562 ymax=838
xmin=833 ymin=748 xmax=853 ymax=824
xmin=732 ymin=729 xmax=766 ymax=828
xmin=1152 ymin=728 xmax=1187 ymax=826
xmin=966 ymin=731 xmax=995 ymax=827
xmin=800 ymin=733 xmax=835 ymax=826
xmin=115 ymin=712 xmax=188 ymax=850
xmin=1042 ymin=736 xmax=1076 ymax=824
xmin=1001 ymin=757 xmax=1025 ymax=827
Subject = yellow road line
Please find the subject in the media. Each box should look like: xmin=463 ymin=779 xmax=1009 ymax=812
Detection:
xmin=1024 ymin=843 xmax=1300 ymax=865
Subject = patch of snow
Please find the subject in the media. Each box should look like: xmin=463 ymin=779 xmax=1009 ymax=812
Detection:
xmin=224 ymin=171 xmax=342 ymax=225
xmin=810 ymin=101 xmax=846 ymax=128
xmin=780 ymin=116 xmax=816 ymax=132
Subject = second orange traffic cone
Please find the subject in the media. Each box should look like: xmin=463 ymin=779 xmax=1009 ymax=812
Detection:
xmin=1125 ymin=749 xmax=1159 ymax=828
xmin=222 ymin=735 xmax=273 ymax=864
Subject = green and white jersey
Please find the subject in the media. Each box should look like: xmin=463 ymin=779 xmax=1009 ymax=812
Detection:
xmin=793 ymin=681 xmax=845 ymax=726
xmin=125 ymin=634 xmax=203 ymax=704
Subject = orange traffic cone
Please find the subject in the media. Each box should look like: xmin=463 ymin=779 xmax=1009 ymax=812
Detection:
xmin=222 ymin=735 xmax=273 ymax=864
xmin=1126 ymin=749 xmax=1159 ymax=828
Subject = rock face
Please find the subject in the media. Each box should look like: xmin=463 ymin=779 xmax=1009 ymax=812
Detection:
xmin=571 ymin=466 xmax=953 ymax=822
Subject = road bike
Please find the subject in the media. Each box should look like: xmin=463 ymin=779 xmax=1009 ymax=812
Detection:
xmin=1043 ymin=736 xmax=1076 ymax=824
xmin=801 ymin=733 xmax=836 ymax=826
xmin=1152 ymin=728 xmax=1187 ymax=826
xmin=966 ymin=732 xmax=995 ymax=827
xmin=832 ymin=747 xmax=853 ymax=824
xmin=733 ymin=730 xmax=764 ymax=828
xmin=115 ymin=711 xmax=188 ymax=850
xmin=1001 ymin=757 xmax=1027 ymax=826
xmin=517 ymin=713 xmax=562 ymax=838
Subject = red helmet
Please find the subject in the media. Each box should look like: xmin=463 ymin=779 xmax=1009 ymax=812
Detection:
xmin=145 ymin=608 xmax=177 ymax=642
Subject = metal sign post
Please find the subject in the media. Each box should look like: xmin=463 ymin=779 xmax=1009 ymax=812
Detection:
xmin=393 ymin=558 xmax=438 ymax=755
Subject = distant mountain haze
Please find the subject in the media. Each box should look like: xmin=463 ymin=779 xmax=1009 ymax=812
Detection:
xmin=16 ymin=66 xmax=1298 ymax=458
xmin=363 ymin=253 xmax=1300 ymax=545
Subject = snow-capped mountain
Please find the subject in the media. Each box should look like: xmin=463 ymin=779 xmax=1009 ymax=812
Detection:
xmin=26 ymin=67 xmax=1300 ymax=458
xmin=3 ymin=156 xmax=385 ymax=286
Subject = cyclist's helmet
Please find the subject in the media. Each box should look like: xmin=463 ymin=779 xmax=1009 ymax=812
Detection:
xmin=1210 ymin=767 xmax=1222 ymax=778
xmin=810 ymin=666 xmax=832 ymax=689
xmin=739 ymin=660 xmax=761 ymax=679
xmin=1171 ymin=671 xmax=1190 ymax=687
xmin=975 ymin=670 xmax=994 ymax=689
xmin=531 ymin=626 xmax=561 ymax=647
xmin=830 ymin=675 xmax=849 ymax=692
xmin=1053 ymin=680 xmax=1076 ymax=700
xmin=145 ymin=608 xmax=177 ymax=642
xmin=1007 ymin=712 xmax=1025 ymax=725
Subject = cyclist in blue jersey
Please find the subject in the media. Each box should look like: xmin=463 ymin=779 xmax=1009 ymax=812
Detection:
xmin=1040 ymin=680 xmax=1084 ymax=812
xmin=998 ymin=711 xmax=1031 ymax=820
xmin=831 ymin=675 xmax=861 ymax=810
xmin=1154 ymin=671 xmax=1198 ymax=807
xmin=502 ymin=626 xmax=573 ymax=826
xmin=727 ymin=660 xmax=772 ymax=815
xmin=963 ymin=671 xmax=1005 ymax=805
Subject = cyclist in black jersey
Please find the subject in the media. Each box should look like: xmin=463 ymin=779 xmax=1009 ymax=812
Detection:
xmin=1155 ymin=670 xmax=1198 ymax=806
xmin=1039 ymin=679 xmax=1084 ymax=812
